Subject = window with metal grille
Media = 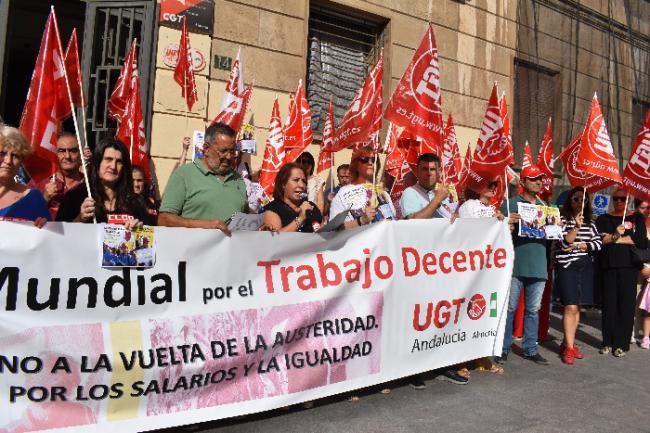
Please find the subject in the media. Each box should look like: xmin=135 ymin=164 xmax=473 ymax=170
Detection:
xmin=512 ymin=59 xmax=559 ymax=168
xmin=81 ymin=1 xmax=156 ymax=149
xmin=306 ymin=3 xmax=387 ymax=135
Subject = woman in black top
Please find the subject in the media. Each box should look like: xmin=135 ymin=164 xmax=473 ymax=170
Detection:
xmin=596 ymin=187 xmax=648 ymax=357
xmin=57 ymin=138 xmax=150 ymax=229
xmin=262 ymin=163 xmax=322 ymax=233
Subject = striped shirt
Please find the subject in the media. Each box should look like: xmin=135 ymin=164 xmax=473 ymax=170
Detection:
xmin=555 ymin=216 xmax=602 ymax=268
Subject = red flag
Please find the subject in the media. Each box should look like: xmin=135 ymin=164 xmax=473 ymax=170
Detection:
xmin=537 ymin=118 xmax=554 ymax=199
xmin=457 ymin=145 xmax=473 ymax=193
xmin=465 ymin=85 xmax=513 ymax=191
xmin=559 ymin=132 xmax=614 ymax=193
xmin=259 ymin=99 xmax=285 ymax=196
xmin=64 ymin=29 xmax=84 ymax=108
xmin=284 ymin=80 xmax=313 ymax=162
xmin=517 ymin=142 xmax=534 ymax=194
xmin=20 ymin=11 xmax=72 ymax=182
xmin=384 ymin=25 xmax=444 ymax=155
xmin=116 ymin=76 xmax=149 ymax=179
xmin=210 ymin=48 xmax=252 ymax=132
xmin=331 ymin=50 xmax=383 ymax=152
xmin=576 ymin=94 xmax=622 ymax=183
xmin=442 ymin=114 xmax=462 ymax=184
xmin=174 ymin=17 xmax=198 ymax=111
xmin=108 ymin=39 xmax=138 ymax=123
xmin=316 ymin=98 xmax=334 ymax=173
xmin=622 ymin=109 xmax=650 ymax=202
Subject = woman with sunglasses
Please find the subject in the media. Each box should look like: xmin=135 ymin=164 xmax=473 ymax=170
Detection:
xmin=329 ymin=147 xmax=393 ymax=229
xmin=555 ymin=187 xmax=601 ymax=364
xmin=595 ymin=187 xmax=648 ymax=357
xmin=633 ymin=199 xmax=650 ymax=349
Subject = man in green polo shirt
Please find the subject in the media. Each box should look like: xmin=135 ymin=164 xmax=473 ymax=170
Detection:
xmin=496 ymin=165 xmax=550 ymax=366
xmin=158 ymin=123 xmax=248 ymax=234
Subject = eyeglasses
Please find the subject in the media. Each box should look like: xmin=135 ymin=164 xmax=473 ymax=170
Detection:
xmin=525 ymin=176 xmax=544 ymax=182
xmin=214 ymin=148 xmax=238 ymax=156
xmin=357 ymin=156 xmax=373 ymax=164
xmin=612 ymin=196 xmax=627 ymax=202
xmin=571 ymin=196 xmax=584 ymax=203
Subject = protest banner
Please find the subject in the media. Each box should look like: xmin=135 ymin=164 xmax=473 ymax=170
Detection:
xmin=0 ymin=220 xmax=512 ymax=433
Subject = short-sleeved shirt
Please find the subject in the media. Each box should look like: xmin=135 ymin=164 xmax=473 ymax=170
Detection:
xmin=264 ymin=199 xmax=323 ymax=233
xmin=501 ymin=195 xmax=548 ymax=280
xmin=400 ymin=183 xmax=457 ymax=219
xmin=458 ymin=199 xmax=495 ymax=219
xmin=159 ymin=160 xmax=248 ymax=222
xmin=0 ymin=188 xmax=51 ymax=222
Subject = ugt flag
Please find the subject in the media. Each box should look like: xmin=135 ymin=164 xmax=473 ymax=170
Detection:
xmin=622 ymin=109 xmax=650 ymax=202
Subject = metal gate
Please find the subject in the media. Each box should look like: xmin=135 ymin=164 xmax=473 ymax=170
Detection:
xmin=80 ymin=0 xmax=156 ymax=148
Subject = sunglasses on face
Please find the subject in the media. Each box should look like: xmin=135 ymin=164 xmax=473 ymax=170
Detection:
xmin=612 ymin=196 xmax=627 ymax=202
xmin=487 ymin=181 xmax=498 ymax=189
xmin=525 ymin=176 xmax=544 ymax=182
xmin=357 ymin=156 xmax=372 ymax=164
xmin=571 ymin=196 xmax=584 ymax=203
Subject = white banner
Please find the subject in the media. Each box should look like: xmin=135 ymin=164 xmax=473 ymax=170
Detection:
xmin=0 ymin=219 xmax=513 ymax=432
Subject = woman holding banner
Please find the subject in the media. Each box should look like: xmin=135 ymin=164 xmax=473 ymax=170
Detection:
xmin=57 ymin=138 xmax=149 ymax=229
xmin=458 ymin=179 xmax=506 ymax=375
xmin=329 ymin=147 xmax=392 ymax=229
xmin=555 ymin=187 xmax=601 ymax=364
xmin=0 ymin=125 xmax=49 ymax=227
xmin=596 ymin=187 xmax=648 ymax=357
xmin=262 ymin=163 xmax=322 ymax=233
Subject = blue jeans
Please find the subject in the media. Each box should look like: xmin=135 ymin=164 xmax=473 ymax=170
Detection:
xmin=502 ymin=276 xmax=546 ymax=356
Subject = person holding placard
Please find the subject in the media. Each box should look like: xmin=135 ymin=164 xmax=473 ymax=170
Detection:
xmin=555 ymin=187 xmax=601 ymax=364
xmin=596 ymin=187 xmax=648 ymax=357
xmin=262 ymin=163 xmax=322 ymax=233
xmin=496 ymin=165 xmax=550 ymax=366
xmin=329 ymin=147 xmax=388 ymax=229
xmin=400 ymin=153 xmax=457 ymax=220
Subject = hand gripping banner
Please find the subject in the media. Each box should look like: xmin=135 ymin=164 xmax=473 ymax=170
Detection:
xmin=0 ymin=220 xmax=513 ymax=432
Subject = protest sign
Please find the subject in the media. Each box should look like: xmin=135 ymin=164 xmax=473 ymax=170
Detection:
xmin=0 ymin=220 xmax=512 ymax=433
xmin=517 ymin=203 xmax=562 ymax=239
xmin=101 ymin=225 xmax=155 ymax=267
xmin=227 ymin=213 xmax=263 ymax=231
xmin=191 ymin=130 xmax=204 ymax=161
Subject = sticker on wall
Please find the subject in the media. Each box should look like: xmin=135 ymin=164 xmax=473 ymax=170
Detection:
xmin=162 ymin=43 xmax=206 ymax=72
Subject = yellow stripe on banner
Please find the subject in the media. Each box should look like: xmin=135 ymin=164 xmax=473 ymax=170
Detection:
xmin=107 ymin=321 xmax=144 ymax=421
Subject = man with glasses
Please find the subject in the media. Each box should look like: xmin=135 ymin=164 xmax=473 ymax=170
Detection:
xmin=159 ymin=123 xmax=247 ymax=234
xmin=496 ymin=165 xmax=551 ymax=366
xmin=35 ymin=131 xmax=85 ymax=219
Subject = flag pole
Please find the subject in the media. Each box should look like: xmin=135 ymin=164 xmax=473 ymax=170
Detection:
xmin=504 ymin=168 xmax=510 ymax=218
xmin=622 ymin=193 xmax=630 ymax=226
xmin=51 ymin=6 xmax=95 ymax=223
xmin=329 ymin=152 xmax=335 ymax=193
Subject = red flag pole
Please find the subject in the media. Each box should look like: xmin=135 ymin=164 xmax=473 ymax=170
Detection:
xmin=504 ymin=169 xmax=510 ymax=218
xmin=51 ymin=6 xmax=94 ymax=222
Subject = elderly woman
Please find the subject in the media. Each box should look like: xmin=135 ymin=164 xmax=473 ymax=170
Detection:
xmin=555 ymin=187 xmax=601 ymax=364
xmin=262 ymin=163 xmax=322 ymax=232
xmin=596 ymin=187 xmax=648 ymax=357
xmin=57 ymin=138 xmax=149 ymax=229
xmin=329 ymin=147 xmax=392 ymax=229
xmin=0 ymin=125 xmax=49 ymax=226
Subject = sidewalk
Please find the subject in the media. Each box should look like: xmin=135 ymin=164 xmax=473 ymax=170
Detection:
xmin=156 ymin=308 xmax=649 ymax=433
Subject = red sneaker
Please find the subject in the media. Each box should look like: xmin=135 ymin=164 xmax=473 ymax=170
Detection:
xmin=562 ymin=347 xmax=575 ymax=365
xmin=572 ymin=344 xmax=584 ymax=359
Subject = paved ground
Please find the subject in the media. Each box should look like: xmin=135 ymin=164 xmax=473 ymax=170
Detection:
xmin=155 ymin=307 xmax=649 ymax=433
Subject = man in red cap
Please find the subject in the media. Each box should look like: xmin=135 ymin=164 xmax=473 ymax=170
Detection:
xmin=496 ymin=164 xmax=551 ymax=366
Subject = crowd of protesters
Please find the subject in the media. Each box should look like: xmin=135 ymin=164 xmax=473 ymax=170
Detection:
xmin=2 ymin=120 xmax=650 ymax=393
